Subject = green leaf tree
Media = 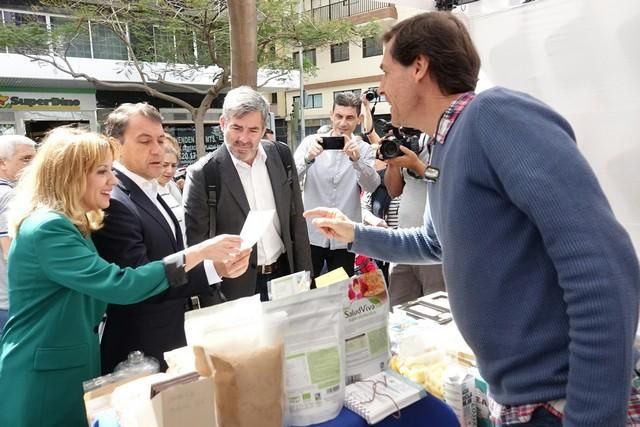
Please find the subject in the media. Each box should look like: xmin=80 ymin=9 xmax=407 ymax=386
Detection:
xmin=0 ymin=0 xmax=378 ymax=156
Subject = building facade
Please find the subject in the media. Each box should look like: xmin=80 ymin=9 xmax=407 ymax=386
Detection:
xmin=0 ymin=2 xmax=297 ymax=165
xmin=284 ymin=0 xmax=426 ymax=146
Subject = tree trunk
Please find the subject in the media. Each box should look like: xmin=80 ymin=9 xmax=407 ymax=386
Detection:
xmin=193 ymin=111 xmax=206 ymax=158
xmin=228 ymin=0 xmax=257 ymax=88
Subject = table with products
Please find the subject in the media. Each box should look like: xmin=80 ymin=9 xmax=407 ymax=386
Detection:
xmin=85 ymin=279 xmax=477 ymax=427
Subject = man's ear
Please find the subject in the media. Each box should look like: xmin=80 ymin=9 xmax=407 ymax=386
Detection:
xmin=219 ymin=116 xmax=226 ymax=130
xmin=413 ymin=55 xmax=429 ymax=83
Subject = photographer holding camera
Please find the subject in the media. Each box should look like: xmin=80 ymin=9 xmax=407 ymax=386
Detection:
xmin=362 ymin=91 xmax=445 ymax=305
xmin=294 ymin=92 xmax=379 ymax=278
xmin=380 ymin=125 xmax=445 ymax=306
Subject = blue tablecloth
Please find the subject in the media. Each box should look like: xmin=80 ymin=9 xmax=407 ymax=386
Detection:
xmin=311 ymin=393 xmax=460 ymax=427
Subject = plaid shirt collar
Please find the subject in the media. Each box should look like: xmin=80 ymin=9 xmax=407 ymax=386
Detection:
xmin=430 ymin=91 xmax=476 ymax=146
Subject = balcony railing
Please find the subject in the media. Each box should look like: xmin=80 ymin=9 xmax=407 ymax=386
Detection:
xmin=309 ymin=1 xmax=393 ymax=22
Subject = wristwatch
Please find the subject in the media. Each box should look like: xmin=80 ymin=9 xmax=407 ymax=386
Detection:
xmin=304 ymin=156 xmax=315 ymax=166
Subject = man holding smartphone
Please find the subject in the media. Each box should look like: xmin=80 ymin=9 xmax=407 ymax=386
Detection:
xmin=294 ymin=92 xmax=379 ymax=278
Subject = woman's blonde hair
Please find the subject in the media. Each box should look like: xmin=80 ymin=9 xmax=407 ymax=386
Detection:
xmin=10 ymin=127 xmax=117 ymax=237
xmin=164 ymin=133 xmax=180 ymax=158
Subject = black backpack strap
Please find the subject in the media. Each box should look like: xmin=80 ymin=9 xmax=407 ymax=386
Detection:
xmin=202 ymin=159 xmax=226 ymax=302
xmin=273 ymin=141 xmax=296 ymax=215
xmin=203 ymin=159 xmax=220 ymax=239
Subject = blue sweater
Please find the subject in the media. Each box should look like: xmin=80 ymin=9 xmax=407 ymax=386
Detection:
xmin=352 ymin=87 xmax=640 ymax=426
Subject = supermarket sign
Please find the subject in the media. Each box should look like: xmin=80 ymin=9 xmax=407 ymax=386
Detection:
xmin=0 ymin=91 xmax=94 ymax=111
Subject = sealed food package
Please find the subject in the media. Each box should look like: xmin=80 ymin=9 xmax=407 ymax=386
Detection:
xmin=184 ymin=296 xmax=288 ymax=427
xmin=268 ymin=270 xmax=312 ymax=300
xmin=343 ymin=269 xmax=390 ymax=384
xmin=263 ymin=283 xmax=346 ymax=426
xmin=184 ymin=295 xmax=262 ymax=348
xmin=210 ymin=342 xmax=285 ymax=427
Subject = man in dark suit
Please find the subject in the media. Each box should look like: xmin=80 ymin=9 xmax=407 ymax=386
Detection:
xmin=93 ymin=103 xmax=250 ymax=373
xmin=184 ymin=86 xmax=312 ymax=303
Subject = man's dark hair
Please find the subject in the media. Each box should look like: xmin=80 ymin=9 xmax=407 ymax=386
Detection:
xmin=382 ymin=12 xmax=481 ymax=95
xmin=104 ymin=103 xmax=163 ymax=143
xmin=332 ymin=92 xmax=362 ymax=116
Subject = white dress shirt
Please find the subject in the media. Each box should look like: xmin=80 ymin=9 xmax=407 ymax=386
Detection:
xmin=115 ymin=162 xmax=176 ymax=238
xmin=227 ymin=143 xmax=285 ymax=265
xmin=158 ymin=182 xmax=186 ymax=245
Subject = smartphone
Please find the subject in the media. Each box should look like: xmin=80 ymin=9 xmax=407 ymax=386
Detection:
xmin=321 ymin=136 xmax=345 ymax=150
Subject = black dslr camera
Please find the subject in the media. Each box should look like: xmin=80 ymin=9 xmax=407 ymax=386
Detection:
xmin=363 ymin=88 xmax=379 ymax=101
xmin=378 ymin=120 xmax=422 ymax=160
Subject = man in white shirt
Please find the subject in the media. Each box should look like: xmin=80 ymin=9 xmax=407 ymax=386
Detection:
xmin=184 ymin=86 xmax=312 ymax=303
xmin=0 ymin=135 xmax=36 ymax=336
xmin=93 ymin=103 xmax=250 ymax=373
xmin=294 ymin=92 xmax=380 ymax=278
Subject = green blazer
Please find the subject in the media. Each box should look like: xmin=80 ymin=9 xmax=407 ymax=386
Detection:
xmin=0 ymin=210 xmax=173 ymax=426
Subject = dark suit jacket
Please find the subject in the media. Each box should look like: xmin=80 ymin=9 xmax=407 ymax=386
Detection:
xmin=93 ymin=169 xmax=209 ymax=374
xmin=183 ymin=141 xmax=312 ymax=302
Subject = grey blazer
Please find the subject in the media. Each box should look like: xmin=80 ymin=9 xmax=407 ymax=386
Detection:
xmin=183 ymin=141 xmax=312 ymax=302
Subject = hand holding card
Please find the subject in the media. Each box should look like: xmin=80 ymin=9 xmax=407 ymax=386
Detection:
xmin=240 ymin=210 xmax=276 ymax=250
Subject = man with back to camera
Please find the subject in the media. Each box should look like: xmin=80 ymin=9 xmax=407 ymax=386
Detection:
xmin=294 ymin=92 xmax=379 ymax=278
xmin=93 ymin=103 xmax=250 ymax=373
xmin=0 ymin=135 xmax=36 ymax=335
xmin=305 ymin=12 xmax=640 ymax=427
xmin=183 ymin=86 xmax=312 ymax=303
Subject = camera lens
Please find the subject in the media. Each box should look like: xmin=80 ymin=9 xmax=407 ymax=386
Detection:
xmin=365 ymin=89 xmax=378 ymax=101
xmin=380 ymin=140 xmax=400 ymax=159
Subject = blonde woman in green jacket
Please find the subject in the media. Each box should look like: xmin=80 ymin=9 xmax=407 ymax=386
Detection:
xmin=0 ymin=128 xmax=250 ymax=426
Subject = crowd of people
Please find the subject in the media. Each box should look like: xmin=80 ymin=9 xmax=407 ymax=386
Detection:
xmin=0 ymin=9 xmax=638 ymax=427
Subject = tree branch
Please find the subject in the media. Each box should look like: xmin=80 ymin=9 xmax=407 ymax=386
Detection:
xmin=20 ymin=52 xmax=195 ymax=112
xmin=154 ymin=77 xmax=209 ymax=95
xmin=257 ymin=70 xmax=291 ymax=88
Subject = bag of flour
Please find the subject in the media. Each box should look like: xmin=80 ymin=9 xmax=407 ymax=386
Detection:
xmin=185 ymin=296 xmax=288 ymax=427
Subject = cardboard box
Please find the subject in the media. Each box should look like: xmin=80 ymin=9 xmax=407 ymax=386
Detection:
xmin=135 ymin=376 xmax=216 ymax=427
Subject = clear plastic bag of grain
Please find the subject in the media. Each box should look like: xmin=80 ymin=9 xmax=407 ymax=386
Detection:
xmin=184 ymin=296 xmax=288 ymax=427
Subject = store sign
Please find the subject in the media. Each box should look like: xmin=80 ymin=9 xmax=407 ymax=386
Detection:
xmin=165 ymin=124 xmax=224 ymax=166
xmin=0 ymin=91 xmax=95 ymax=111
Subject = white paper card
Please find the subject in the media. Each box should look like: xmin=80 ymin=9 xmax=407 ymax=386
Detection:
xmin=240 ymin=209 xmax=275 ymax=250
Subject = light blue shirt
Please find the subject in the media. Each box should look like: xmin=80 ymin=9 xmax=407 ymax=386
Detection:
xmin=294 ymin=133 xmax=379 ymax=249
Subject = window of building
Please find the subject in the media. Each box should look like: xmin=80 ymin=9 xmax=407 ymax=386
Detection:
xmin=293 ymin=93 xmax=323 ymax=109
xmin=292 ymin=48 xmax=317 ymax=66
xmin=174 ymin=29 xmax=196 ymax=64
xmin=362 ymin=37 xmax=383 ymax=58
xmin=330 ymin=42 xmax=349 ymax=63
xmin=271 ymin=93 xmax=278 ymax=104
xmin=153 ymin=25 xmax=176 ymax=62
xmin=90 ymin=23 xmax=128 ymax=60
xmin=3 ymin=11 xmax=47 ymax=54
xmin=50 ymin=17 xmax=92 ymax=59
